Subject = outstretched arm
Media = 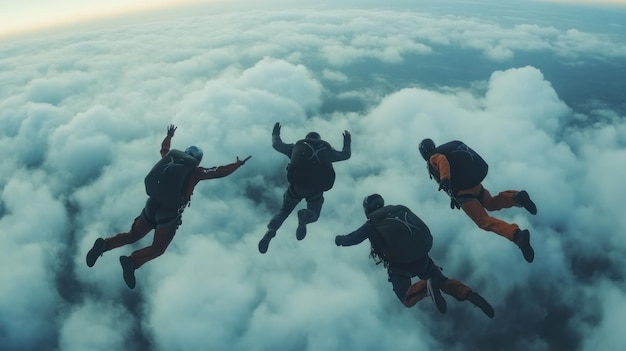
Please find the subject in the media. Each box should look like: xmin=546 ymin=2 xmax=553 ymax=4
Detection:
xmin=183 ymin=156 xmax=251 ymax=199
xmin=335 ymin=221 xmax=372 ymax=247
xmin=196 ymin=156 xmax=251 ymax=181
xmin=331 ymin=130 xmax=351 ymax=162
xmin=160 ymin=124 xmax=177 ymax=158
xmin=271 ymin=122 xmax=294 ymax=157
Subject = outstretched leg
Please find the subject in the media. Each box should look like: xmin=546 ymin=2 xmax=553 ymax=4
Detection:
xmin=460 ymin=199 xmax=534 ymax=262
xmin=460 ymin=199 xmax=519 ymax=241
xmin=441 ymin=279 xmax=494 ymax=318
xmin=105 ymin=216 xmax=154 ymax=250
xmin=259 ymin=187 xmax=302 ymax=254
xmin=296 ymin=193 xmax=324 ymax=240
xmin=129 ymin=226 xmax=177 ymax=269
xmin=86 ymin=216 xmax=153 ymax=267
xmin=388 ymin=268 xmax=414 ymax=307
xmin=478 ymin=187 xmax=517 ymax=212
xmin=470 ymin=184 xmax=537 ymax=215
xmin=118 ymin=225 xmax=177 ymax=289
xmin=403 ymin=280 xmax=428 ymax=307
xmin=390 ymin=258 xmax=447 ymax=313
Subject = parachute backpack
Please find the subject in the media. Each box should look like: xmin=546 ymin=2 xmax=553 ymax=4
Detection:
xmin=368 ymin=205 xmax=433 ymax=264
xmin=429 ymin=141 xmax=488 ymax=193
xmin=144 ymin=150 xmax=199 ymax=209
xmin=287 ymin=138 xmax=336 ymax=194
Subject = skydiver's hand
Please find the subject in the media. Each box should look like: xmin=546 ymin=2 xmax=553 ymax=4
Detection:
xmin=272 ymin=122 xmax=281 ymax=135
xmin=438 ymin=178 xmax=452 ymax=194
xmin=236 ymin=155 xmax=252 ymax=166
xmin=343 ymin=130 xmax=351 ymax=144
xmin=167 ymin=124 xmax=177 ymax=137
xmin=450 ymin=197 xmax=461 ymax=210
xmin=334 ymin=235 xmax=343 ymax=246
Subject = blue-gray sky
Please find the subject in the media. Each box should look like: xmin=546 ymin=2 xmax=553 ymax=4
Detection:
xmin=1 ymin=1 xmax=625 ymax=351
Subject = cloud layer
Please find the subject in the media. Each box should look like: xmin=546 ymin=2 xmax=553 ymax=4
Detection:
xmin=1 ymin=7 xmax=625 ymax=351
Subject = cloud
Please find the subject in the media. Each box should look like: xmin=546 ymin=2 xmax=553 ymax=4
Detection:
xmin=0 ymin=6 xmax=625 ymax=351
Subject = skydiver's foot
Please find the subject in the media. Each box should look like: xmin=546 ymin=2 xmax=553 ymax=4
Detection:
xmin=86 ymin=238 xmax=107 ymax=267
xmin=467 ymin=291 xmax=495 ymax=318
xmin=119 ymin=256 xmax=136 ymax=289
xmin=426 ymin=278 xmax=447 ymax=314
xmin=514 ymin=190 xmax=537 ymax=215
xmin=258 ymin=229 xmax=276 ymax=254
xmin=296 ymin=209 xmax=315 ymax=241
xmin=514 ymin=229 xmax=534 ymax=263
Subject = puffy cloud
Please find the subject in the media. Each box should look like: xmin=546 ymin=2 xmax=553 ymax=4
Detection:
xmin=0 ymin=6 xmax=624 ymax=351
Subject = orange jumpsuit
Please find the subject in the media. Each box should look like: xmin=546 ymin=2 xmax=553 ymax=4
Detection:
xmin=429 ymin=153 xmax=519 ymax=241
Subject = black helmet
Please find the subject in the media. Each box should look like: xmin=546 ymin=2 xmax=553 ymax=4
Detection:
xmin=305 ymin=132 xmax=321 ymax=140
xmin=363 ymin=194 xmax=384 ymax=217
xmin=419 ymin=138 xmax=435 ymax=161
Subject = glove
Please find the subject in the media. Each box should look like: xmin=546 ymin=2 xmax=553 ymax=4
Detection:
xmin=334 ymin=235 xmax=343 ymax=246
xmin=236 ymin=155 xmax=252 ymax=166
xmin=167 ymin=124 xmax=177 ymax=137
xmin=438 ymin=178 xmax=451 ymax=194
xmin=343 ymin=130 xmax=351 ymax=144
xmin=272 ymin=122 xmax=281 ymax=135
xmin=450 ymin=197 xmax=461 ymax=210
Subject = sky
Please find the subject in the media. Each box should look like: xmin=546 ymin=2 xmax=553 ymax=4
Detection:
xmin=2 ymin=0 xmax=626 ymax=37
xmin=1 ymin=1 xmax=625 ymax=351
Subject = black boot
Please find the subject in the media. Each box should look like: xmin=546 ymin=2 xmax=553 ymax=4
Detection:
xmin=468 ymin=291 xmax=495 ymax=318
xmin=514 ymin=229 xmax=534 ymax=263
xmin=296 ymin=209 xmax=314 ymax=241
xmin=119 ymin=256 xmax=136 ymax=289
xmin=258 ymin=229 xmax=276 ymax=254
xmin=86 ymin=238 xmax=107 ymax=267
xmin=514 ymin=191 xmax=537 ymax=215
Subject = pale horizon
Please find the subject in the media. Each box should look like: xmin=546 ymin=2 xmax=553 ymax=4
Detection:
xmin=0 ymin=0 xmax=215 ymax=39
xmin=2 ymin=0 xmax=625 ymax=39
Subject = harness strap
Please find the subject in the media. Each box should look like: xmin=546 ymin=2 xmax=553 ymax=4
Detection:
xmin=454 ymin=186 xmax=485 ymax=206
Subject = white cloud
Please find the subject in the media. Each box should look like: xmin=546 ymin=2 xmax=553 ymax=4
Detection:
xmin=0 ymin=7 xmax=625 ymax=351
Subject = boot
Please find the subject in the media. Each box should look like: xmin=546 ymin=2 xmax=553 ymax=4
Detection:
xmin=119 ymin=256 xmax=136 ymax=289
xmin=514 ymin=191 xmax=537 ymax=215
xmin=258 ymin=229 xmax=276 ymax=254
xmin=86 ymin=238 xmax=107 ymax=267
xmin=296 ymin=209 xmax=314 ymax=241
xmin=467 ymin=291 xmax=495 ymax=318
xmin=514 ymin=229 xmax=535 ymax=263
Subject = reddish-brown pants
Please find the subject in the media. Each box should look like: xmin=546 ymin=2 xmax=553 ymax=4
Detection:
xmin=403 ymin=279 xmax=472 ymax=307
xmin=104 ymin=217 xmax=176 ymax=269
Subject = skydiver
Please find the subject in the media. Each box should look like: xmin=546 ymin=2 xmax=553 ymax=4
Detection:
xmin=334 ymin=194 xmax=494 ymax=318
xmin=258 ymin=122 xmax=351 ymax=254
xmin=86 ymin=124 xmax=251 ymax=289
xmin=418 ymin=138 xmax=537 ymax=263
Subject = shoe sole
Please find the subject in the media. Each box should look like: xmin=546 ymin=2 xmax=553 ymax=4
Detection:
xmin=426 ymin=279 xmax=447 ymax=314
xmin=468 ymin=292 xmax=495 ymax=318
